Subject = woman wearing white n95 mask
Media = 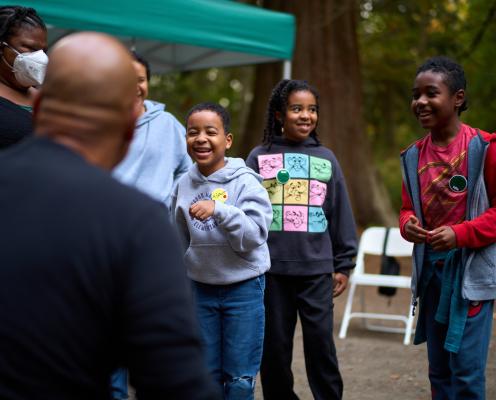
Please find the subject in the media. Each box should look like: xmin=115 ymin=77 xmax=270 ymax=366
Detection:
xmin=0 ymin=6 xmax=47 ymax=149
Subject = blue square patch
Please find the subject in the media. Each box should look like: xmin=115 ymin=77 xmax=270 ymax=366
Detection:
xmin=284 ymin=153 xmax=309 ymax=179
xmin=308 ymin=207 xmax=328 ymax=232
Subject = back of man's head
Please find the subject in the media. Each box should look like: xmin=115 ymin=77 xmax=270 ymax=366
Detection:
xmin=33 ymin=32 xmax=139 ymax=169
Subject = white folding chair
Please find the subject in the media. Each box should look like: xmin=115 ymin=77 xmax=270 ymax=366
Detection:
xmin=338 ymin=226 xmax=415 ymax=345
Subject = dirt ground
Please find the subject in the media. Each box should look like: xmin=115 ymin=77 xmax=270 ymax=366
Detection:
xmin=255 ymin=256 xmax=496 ymax=400
xmin=252 ymin=290 xmax=496 ymax=400
xmin=129 ymin=256 xmax=496 ymax=399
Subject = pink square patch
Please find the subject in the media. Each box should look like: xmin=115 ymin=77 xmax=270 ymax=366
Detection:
xmin=258 ymin=154 xmax=283 ymax=179
xmin=283 ymin=206 xmax=307 ymax=232
xmin=309 ymin=180 xmax=327 ymax=206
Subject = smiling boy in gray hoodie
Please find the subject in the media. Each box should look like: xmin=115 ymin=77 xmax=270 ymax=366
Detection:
xmin=171 ymin=102 xmax=272 ymax=399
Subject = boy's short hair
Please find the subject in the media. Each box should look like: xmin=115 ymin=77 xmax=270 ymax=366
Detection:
xmin=130 ymin=50 xmax=151 ymax=82
xmin=416 ymin=56 xmax=467 ymax=114
xmin=186 ymin=102 xmax=231 ymax=133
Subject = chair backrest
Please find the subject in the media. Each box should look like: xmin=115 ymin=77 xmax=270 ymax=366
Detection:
xmin=354 ymin=226 xmax=413 ymax=275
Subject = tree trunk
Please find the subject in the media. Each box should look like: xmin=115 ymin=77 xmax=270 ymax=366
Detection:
xmin=241 ymin=0 xmax=396 ymax=227
xmin=238 ymin=62 xmax=281 ymax=157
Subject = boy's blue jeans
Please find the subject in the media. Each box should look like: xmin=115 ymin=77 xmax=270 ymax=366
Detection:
xmin=193 ymin=275 xmax=265 ymax=400
xmin=424 ymin=266 xmax=493 ymax=400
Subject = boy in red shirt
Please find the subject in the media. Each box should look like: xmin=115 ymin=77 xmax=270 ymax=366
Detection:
xmin=400 ymin=56 xmax=496 ymax=399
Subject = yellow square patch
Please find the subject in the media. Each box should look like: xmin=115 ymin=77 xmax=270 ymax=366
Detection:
xmin=263 ymin=179 xmax=283 ymax=204
xmin=283 ymin=179 xmax=308 ymax=205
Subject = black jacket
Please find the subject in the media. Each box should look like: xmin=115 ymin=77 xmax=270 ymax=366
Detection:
xmin=0 ymin=138 xmax=217 ymax=400
xmin=0 ymin=96 xmax=33 ymax=149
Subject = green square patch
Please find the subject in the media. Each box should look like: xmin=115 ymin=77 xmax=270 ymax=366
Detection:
xmin=270 ymin=205 xmax=283 ymax=231
xmin=310 ymin=156 xmax=332 ymax=182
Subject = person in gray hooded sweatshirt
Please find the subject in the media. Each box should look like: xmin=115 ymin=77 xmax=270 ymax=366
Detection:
xmin=172 ymin=102 xmax=272 ymax=400
xmin=113 ymin=51 xmax=191 ymax=209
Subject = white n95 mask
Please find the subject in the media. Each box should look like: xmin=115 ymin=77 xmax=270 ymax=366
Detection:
xmin=2 ymin=42 xmax=48 ymax=87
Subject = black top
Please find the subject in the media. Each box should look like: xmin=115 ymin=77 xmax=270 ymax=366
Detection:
xmin=246 ymin=136 xmax=357 ymax=276
xmin=0 ymin=96 xmax=33 ymax=150
xmin=0 ymin=138 xmax=217 ymax=400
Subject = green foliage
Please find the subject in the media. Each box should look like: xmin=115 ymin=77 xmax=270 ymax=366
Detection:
xmin=359 ymin=0 xmax=496 ymax=211
xmin=145 ymin=0 xmax=496 ymax=212
xmin=147 ymin=66 xmax=254 ymax=155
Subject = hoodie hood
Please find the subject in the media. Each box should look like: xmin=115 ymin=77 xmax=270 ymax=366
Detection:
xmin=271 ymin=135 xmax=320 ymax=147
xmin=112 ymin=100 xmax=191 ymax=208
xmin=137 ymin=100 xmax=166 ymax=127
xmin=188 ymin=157 xmax=263 ymax=184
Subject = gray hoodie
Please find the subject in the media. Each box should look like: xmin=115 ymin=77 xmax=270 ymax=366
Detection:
xmin=171 ymin=157 xmax=272 ymax=285
xmin=113 ymin=100 xmax=192 ymax=208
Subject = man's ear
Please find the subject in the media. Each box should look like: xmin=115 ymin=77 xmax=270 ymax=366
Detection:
xmin=124 ymin=116 xmax=136 ymax=143
xmin=114 ymin=109 xmax=138 ymax=169
xmin=225 ymin=132 xmax=233 ymax=150
xmin=124 ymin=98 xmax=140 ymax=142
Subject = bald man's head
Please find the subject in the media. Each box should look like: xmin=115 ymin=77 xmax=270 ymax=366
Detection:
xmin=33 ymin=32 xmax=140 ymax=169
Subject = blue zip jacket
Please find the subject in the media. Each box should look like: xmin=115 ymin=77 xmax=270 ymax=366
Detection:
xmin=401 ymin=128 xmax=496 ymax=304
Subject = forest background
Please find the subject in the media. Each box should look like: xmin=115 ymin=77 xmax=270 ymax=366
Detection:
xmin=148 ymin=0 xmax=496 ymax=227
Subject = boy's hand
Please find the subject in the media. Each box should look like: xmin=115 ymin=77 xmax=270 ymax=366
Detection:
xmin=428 ymin=226 xmax=456 ymax=251
xmin=333 ymin=272 xmax=348 ymax=297
xmin=405 ymin=215 xmax=429 ymax=243
xmin=189 ymin=200 xmax=215 ymax=221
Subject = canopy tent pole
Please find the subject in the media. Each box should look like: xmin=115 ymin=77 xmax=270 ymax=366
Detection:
xmin=283 ymin=60 xmax=292 ymax=79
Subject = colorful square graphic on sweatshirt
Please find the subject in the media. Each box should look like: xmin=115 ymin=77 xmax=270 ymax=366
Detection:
xmin=283 ymin=179 xmax=308 ymax=205
xmin=270 ymin=205 xmax=283 ymax=231
xmin=285 ymin=153 xmax=309 ymax=178
xmin=263 ymin=179 xmax=283 ymax=204
xmin=310 ymin=156 xmax=332 ymax=181
xmin=283 ymin=206 xmax=307 ymax=232
xmin=309 ymin=207 xmax=328 ymax=232
xmin=257 ymin=153 xmax=332 ymax=232
xmin=258 ymin=153 xmax=283 ymax=179
xmin=309 ymin=180 xmax=327 ymax=206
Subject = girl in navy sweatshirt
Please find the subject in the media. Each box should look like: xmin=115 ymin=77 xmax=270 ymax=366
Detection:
xmin=246 ymin=79 xmax=358 ymax=400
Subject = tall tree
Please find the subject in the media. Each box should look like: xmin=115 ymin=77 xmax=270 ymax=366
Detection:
xmin=359 ymin=0 xmax=496 ymax=210
xmin=240 ymin=0 xmax=396 ymax=226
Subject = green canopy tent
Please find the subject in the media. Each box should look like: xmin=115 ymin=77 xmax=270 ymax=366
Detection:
xmin=1 ymin=0 xmax=295 ymax=75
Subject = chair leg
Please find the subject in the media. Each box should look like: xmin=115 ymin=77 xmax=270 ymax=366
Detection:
xmin=360 ymin=286 xmax=367 ymax=328
xmin=403 ymin=303 xmax=415 ymax=345
xmin=338 ymin=281 xmax=357 ymax=339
